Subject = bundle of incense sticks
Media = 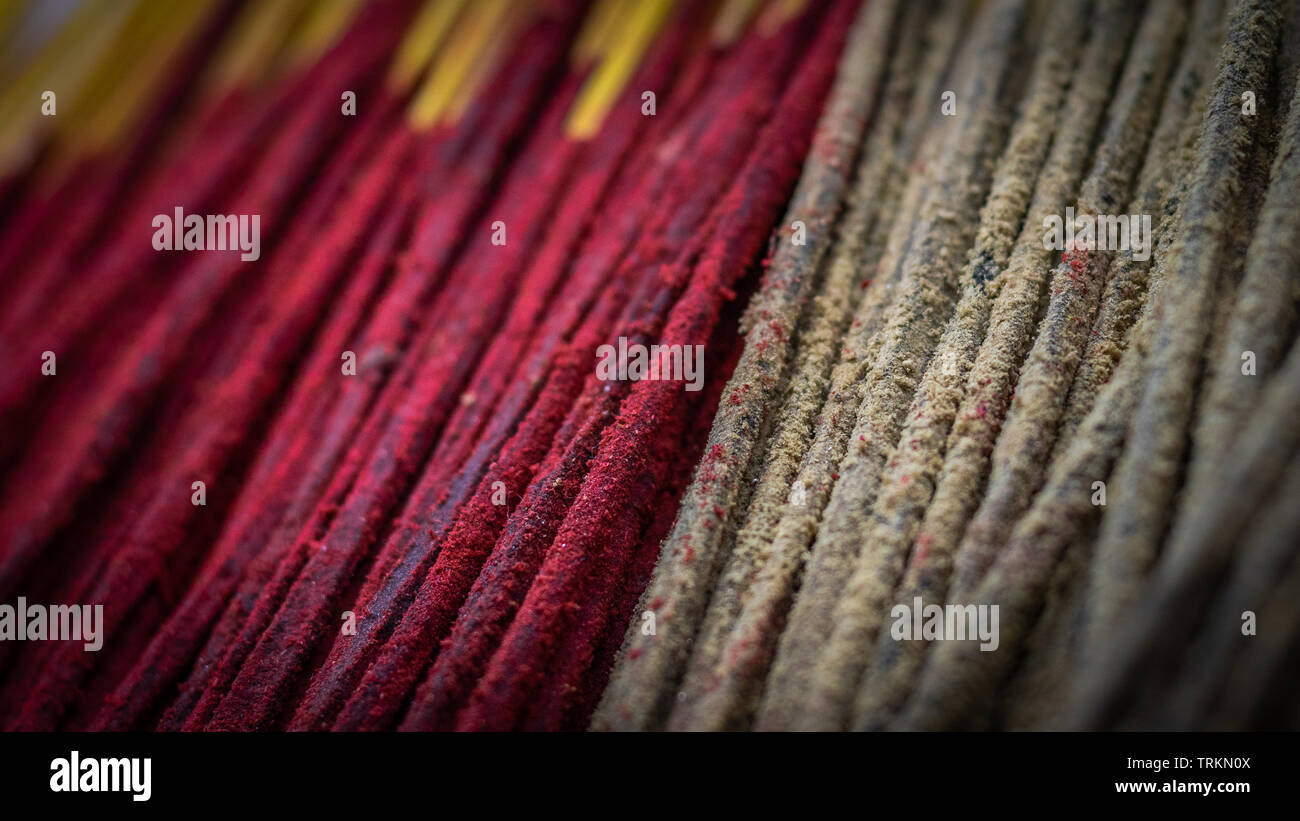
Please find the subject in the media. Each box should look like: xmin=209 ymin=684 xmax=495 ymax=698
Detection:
xmin=594 ymin=0 xmax=1300 ymax=732
xmin=0 ymin=0 xmax=1296 ymax=733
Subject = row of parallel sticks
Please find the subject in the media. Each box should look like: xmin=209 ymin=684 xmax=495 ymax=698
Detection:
xmin=596 ymin=0 xmax=1300 ymax=731
xmin=2 ymin=0 xmax=1298 ymax=732
xmin=0 ymin=0 xmax=852 ymax=731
